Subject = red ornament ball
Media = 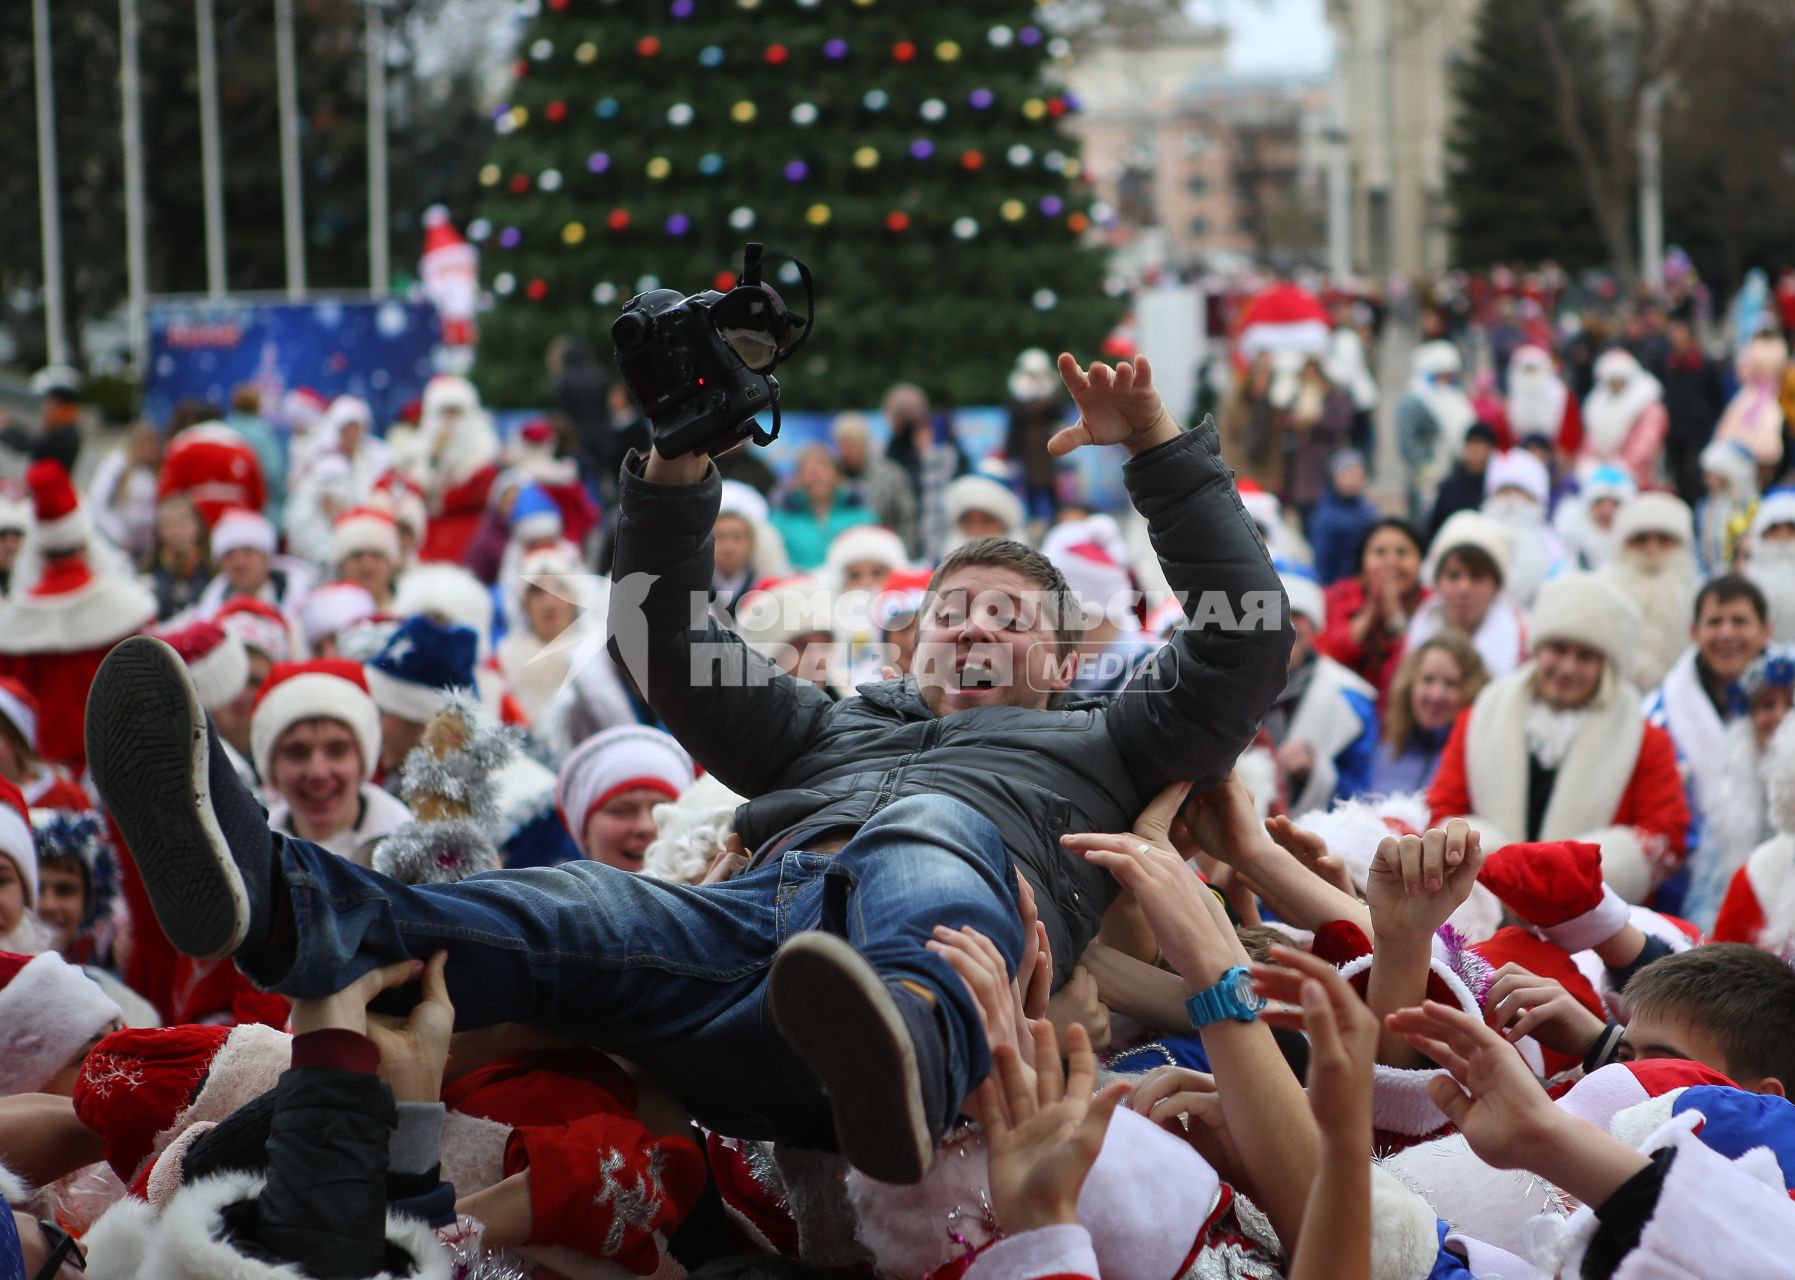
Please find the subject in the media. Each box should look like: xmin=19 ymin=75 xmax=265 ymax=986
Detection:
xmin=892 ymin=41 xmax=917 ymax=62
xmin=509 ymin=173 xmax=531 ymax=193
xmin=1067 ymin=212 xmax=1091 ymax=233
xmin=713 ymin=269 xmax=739 ymax=291
xmin=526 ymin=279 xmax=549 ymax=301
xmin=548 ymin=0 xmax=568 ymax=8
xmin=1047 ymin=96 xmax=1068 ymax=117
xmin=959 ymin=149 xmax=984 ymax=171
xmin=545 ymin=100 xmax=568 ymax=122
xmin=764 ymin=43 xmax=789 ymax=65
xmin=607 ymin=208 xmax=632 ymax=231
xmin=637 ymin=35 xmax=662 ymax=57
xmin=885 ymin=211 xmax=910 ymax=232
xmin=511 ymin=59 xmax=529 ymax=78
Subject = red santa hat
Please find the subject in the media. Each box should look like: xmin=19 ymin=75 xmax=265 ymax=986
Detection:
xmin=825 ymin=525 xmax=909 ymax=582
xmin=0 ymin=777 xmax=34 ymax=908
xmin=1235 ymin=477 xmax=1282 ymax=535
xmin=26 ymin=459 xmax=88 ymax=553
xmin=158 ymin=423 xmax=264 ymax=528
xmin=279 ymin=387 xmax=328 ymax=433
xmin=250 ymin=660 xmax=382 ymax=785
xmin=329 ymin=506 xmax=402 ymax=567
xmin=370 ymin=473 xmax=428 ymax=545
xmin=1477 ymin=840 xmax=1632 ymax=953
xmin=1529 ymin=572 xmax=1642 ymax=670
xmin=73 ymin=1021 xmax=290 ymax=1184
xmin=154 ymin=618 xmax=250 ymax=712
xmin=1042 ymin=515 xmax=1139 ymax=632
xmin=556 ymin=725 xmax=694 ymax=843
xmin=298 ymin=581 xmax=378 ymax=651
xmin=208 ymin=507 xmax=277 ymax=560
xmin=0 ymin=679 xmax=38 ymax=754
xmin=0 ymin=950 xmax=124 ymax=1097
xmin=214 ymin=596 xmax=292 ymax=664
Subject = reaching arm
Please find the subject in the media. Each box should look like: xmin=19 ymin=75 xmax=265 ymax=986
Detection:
xmin=608 ymin=446 xmax=839 ymax=796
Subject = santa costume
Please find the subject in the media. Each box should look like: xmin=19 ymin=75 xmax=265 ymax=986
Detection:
xmin=0 ymin=462 xmax=156 ymax=772
xmin=1428 ymin=573 xmax=1689 ymax=903
xmin=1551 ymin=464 xmax=1635 ymax=571
xmin=1504 ymin=343 xmax=1580 ymax=453
xmin=0 ymin=676 xmax=90 ymax=809
xmin=1480 ymin=448 xmax=1569 ymax=611
xmin=157 ymin=421 xmax=267 ymax=528
xmin=1712 ymin=699 xmax=1795 ymax=952
xmin=1404 ymin=510 xmax=1528 ymax=681
xmin=411 ymin=376 xmax=502 ymax=564
xmin=503 ymin=418 xmax=601 ymax=549
xmin=1597 ymin=491 xmax=1700 ymax=693
xmin=194 ymin=507 xmax=315 ymax=619
xmin=1578 ymin=349 xmax=1668 ymax=486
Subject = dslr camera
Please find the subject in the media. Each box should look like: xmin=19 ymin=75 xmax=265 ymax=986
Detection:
xmin=612 ymin=243 xmax=814 ymax=458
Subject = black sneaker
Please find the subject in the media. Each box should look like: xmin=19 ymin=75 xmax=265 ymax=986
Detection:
xmin=85 ymin=636 xmax=273 ymax=960
xmin=769 ymin=931 xmax=947 ymax=1185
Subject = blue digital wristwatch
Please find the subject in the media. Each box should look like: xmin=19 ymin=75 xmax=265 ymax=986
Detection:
xmin=1185 ymin=964 xmax=1265 ymax=1028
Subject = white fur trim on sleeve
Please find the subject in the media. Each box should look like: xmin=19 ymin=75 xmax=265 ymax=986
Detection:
xmin=1369 ymin=1164 xmax=1444 ymax=1280
xmin=1540 ymin=884 xmax=1633 ymax=953
xmin=82 ymin=1194 xmax=159 ymax=1280
xmin=969 ymin=1225 xmax=1100 ymax=1280
xmin=1580 ymin=824 xmax=1653 ymax=904
xmin=1338 ymin=950 xmax=1481 ymax=1140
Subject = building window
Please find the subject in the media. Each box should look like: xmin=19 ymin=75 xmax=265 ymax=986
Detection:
xmin=1186 ymin=175 xmax=1209 ymax=195
xmin=1189 ymin=216 xmax=1210 ymax=237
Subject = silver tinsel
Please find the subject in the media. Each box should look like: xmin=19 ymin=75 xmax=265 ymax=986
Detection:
xmin=369 ymin=690 xmax=517 ymax=885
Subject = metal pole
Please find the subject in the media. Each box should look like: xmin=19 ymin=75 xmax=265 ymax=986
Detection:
xmin=1638 ymin=81 xmax=1664 ymax=296
xmin=196 ymin=0 xmax=228 ymax=297
xmin=275 ymin=0 xmax=307 ymax=298
xmin=366 ymin=0 xmax=389 ymax=297
xmin=120 ymin=0 xmax=149 ymax=371
xmin=32 ymin=0 xmax=70 ymax=368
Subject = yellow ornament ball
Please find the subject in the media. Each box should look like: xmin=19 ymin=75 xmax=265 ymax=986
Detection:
xmin=731 ymin=100 xmax=758 ymax=124
xmin=1022 ymin=98 xmax=1047 ymax=120
xmin=936 ymin=40 xmax=961 ymax=61
xmin=510 ymin=106 xmax=530 ymax=127
xmin=478 ymin=163 xmax=501 ymax=186
xmin=646 ymin=156 xmax=672 ymax=180
xmin=806 ymin=202 xmax=833 ymax=226
xmin=1001 ymin=199 xmax=1027 ymax=222
xmin=574 ymin=41 xmax=598 ymax=64
xmin=562 ymin=222 xmax=587 ymax=246
xmin=853 ymin=145 xmax=879 ymax=169
xmin=1061 ymin=159 xmax=1082 ymax=179
xmin=852 ymin=0 xmax=874 ymax=7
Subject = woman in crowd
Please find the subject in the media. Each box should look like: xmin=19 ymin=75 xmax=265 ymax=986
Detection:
xmin=1369 ymin=632 xmax=1490 ymax=793
xmin=770 ymin=445 xmax=873 ymax=572
xmin=1318 ymin=517 xmax=1428 ymax=698
xmin=555 ymin=725 xmax=695 ymax=871
xmin=1403 ymin=510 xmax=1527 ymax=679
xmin=141 ymin=491 xmax=211 ymax=620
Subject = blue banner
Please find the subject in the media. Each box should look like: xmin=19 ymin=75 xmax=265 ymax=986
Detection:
xmin=145 ymin=298 xmax=442 ymax=429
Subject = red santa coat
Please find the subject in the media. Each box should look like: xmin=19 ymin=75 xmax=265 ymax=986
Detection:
xmin=1712 ymin=834 xmax=1795 ymax=952
xmin=0 ymin=560 xmax=157 ymax=772
xmin=441 ymin=1048 xmax=705 ymax=1272
xmin=158 ymin=424 xmax=267 ymax=527
xmin=418 ymin=462 xmax=498 ymax=564
xmin=1427 ymin=666 xmax=1688 ymax=903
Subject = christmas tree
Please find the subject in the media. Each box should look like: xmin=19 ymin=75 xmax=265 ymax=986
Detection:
xmin=1445 ymin=0 xmax=1608 ymax=272
xmin=468 ymin=0 xmax=1122 ymax=411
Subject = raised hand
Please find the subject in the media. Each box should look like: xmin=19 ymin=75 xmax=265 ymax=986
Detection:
xmin=1364 ymin=821 xmax=1484 ymax=945
xmin=1483 ymin=963 xmax=1606 ymax=1056
xmin=1050 ymin=354 xmax=1181 ymax=456
xmin=977 ymin=1021 xmax=1130 ymax=1234
xmin=1384 ymin=1000 xmax=1560 ymax=1172
xmin=366 ymin=950 xmax=455 ymax=1103
xmin=1045 ymin=966 xmax=1112 ymax=1052
xmin=1252 ymin=944 xmax=1378 ymax=1140
xmin=928 ymin=924 xmax=1034 ymax=1073
xmin=1264 ymin=814 xmax=1358 ymax=898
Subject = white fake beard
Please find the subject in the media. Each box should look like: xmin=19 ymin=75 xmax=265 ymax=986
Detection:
xmin=1507 ymin=371 xmax=1567 ymax=437
xmin=1604 ymin=549 xmax=1699 ymax=684
xmin=0 ymin=912 xmax=54 ymax=956
xmin=1524 ymin=700 xmax=1591 ymax=769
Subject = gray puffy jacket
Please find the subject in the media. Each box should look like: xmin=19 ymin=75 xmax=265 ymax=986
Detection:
xmin=608 ymin=420 xmax=1293 ymax=981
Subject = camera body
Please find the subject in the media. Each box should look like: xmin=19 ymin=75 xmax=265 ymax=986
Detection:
xmin=613 ymin=287 xmax=776 ymax=459
xmin=611 ymin=243 xmax=812 ymax=459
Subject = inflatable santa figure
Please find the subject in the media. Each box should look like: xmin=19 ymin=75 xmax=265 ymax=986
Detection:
xmin=420 ymin=204 xmax=479 ymax=360
xmin=0 ymin=463 xmax=156 ymax=772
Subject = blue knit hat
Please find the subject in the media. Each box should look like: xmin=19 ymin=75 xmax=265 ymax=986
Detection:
xmin=509 ymin=483 xmax=563 ymax=545
xmin=364 ymin=615 xmax=478 ymax=724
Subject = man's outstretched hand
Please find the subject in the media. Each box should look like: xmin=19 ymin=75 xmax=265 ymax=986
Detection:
xmin=1051 ymin=354 xmax=1182 ymax=457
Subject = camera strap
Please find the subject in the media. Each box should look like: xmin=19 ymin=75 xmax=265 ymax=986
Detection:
xmin=738 ymin=243 xmax=815 ymax=364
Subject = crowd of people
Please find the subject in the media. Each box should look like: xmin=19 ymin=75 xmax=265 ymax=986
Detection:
xmin=0 ymin=289 xmax=1794 ymax=1280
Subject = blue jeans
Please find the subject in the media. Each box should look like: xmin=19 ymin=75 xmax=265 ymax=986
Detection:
xmin=244 ymin=795 xmax=1023 ymax=1142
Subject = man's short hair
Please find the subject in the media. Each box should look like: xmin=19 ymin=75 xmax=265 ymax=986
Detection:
xmin=926 ymin=538 xmax=1081 ymax=654
xmin=1438 ymin=545 xmax=1502 ymax=585
xmin=1694 ymin=573 xmax=1768 ymax=628
xmin=1623 ymin=942 xmax=1795 ymax=1089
